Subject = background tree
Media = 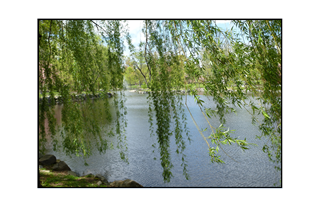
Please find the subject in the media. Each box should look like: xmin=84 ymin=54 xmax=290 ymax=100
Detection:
xmin=124 ymin=65 xmax=135 ymax=85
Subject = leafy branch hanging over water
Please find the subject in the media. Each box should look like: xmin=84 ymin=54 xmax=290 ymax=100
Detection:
xmin=39 ymin=20 xmax=128 ymax=163
xmin=39 ymin=19 xmax=281 ymax=183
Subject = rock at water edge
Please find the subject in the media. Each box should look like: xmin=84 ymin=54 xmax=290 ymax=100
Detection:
xmin=39 ymin=154 xmax=56 ymax=166
xmin=52 ymin=161 xmax=71 ymax=171
xmin=68 ymin=171 xmax=78 ymax=177
xmin=110 ymin=179 xmax=143 ymax=187
xmin=95 ymin=174 xmax=109 ymax=184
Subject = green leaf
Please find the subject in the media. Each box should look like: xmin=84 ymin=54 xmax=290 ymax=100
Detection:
xmin=262 ymin=110 xmax=270 ymax=119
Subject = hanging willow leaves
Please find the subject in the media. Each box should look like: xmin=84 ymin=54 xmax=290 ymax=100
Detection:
xmin=39 ymin=19 xmax=281 ymax=183
xmin=39 ymin=20 xmax=128 ymax=162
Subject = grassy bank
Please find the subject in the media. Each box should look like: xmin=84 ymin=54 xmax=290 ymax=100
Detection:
xmin=39 ymin=167 xmax=109 ymax=187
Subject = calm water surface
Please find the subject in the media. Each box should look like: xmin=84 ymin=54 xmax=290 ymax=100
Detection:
xmin=44 ymin=91 xmax=281 ymax=187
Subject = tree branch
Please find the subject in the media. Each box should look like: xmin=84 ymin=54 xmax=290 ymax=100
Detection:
xmin=90 ymin=20 xmax=109 ymax=37
xmin=144 ymin=21 xmax=153 ymax=82
xmin=134 ymin=62 xmax=148 ymax=87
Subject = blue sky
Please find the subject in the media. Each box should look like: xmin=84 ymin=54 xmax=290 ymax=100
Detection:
xmin=123 ymin=20 xmax=235 ymax=57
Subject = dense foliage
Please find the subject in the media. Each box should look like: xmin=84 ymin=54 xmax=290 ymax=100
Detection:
xmin=39 ymin=20 xmax=281 ymax=182
xmin=39 ymin=20 xmax=128 ymax=164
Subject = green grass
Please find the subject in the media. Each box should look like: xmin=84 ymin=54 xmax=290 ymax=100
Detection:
xmin=39 ymin=167 xmax=109 ymax=187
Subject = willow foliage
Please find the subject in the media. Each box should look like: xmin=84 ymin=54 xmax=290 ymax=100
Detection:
xmin=127 ymin=20 xmax=281 ymax=181
xmin=39 ymin=20 xmax=128 ymax=163
xmin=39 ymin=20 xmax=281 ymax=183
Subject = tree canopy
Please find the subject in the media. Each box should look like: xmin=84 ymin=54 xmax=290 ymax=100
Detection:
xmin=39 ymin=19 xmax=281 ymax=182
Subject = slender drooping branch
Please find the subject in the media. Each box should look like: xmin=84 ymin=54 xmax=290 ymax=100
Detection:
xmin=90 ymin=20 xmax=109 ymax=35
xmin=42 ymin=20 xmax=53 ymax=96
xmin=144 ymin=20 xmax=153 ymax=83
xmin=47 ymin=20 xmax=52 ymax=66
xmin=266 ymin=20 xmax=281 ymax=55
xmin=173 ymin=20 xmax=240 ymax=163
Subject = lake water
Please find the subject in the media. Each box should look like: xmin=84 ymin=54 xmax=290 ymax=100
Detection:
xmin=43 ymin=91 xmax=281 ymax=187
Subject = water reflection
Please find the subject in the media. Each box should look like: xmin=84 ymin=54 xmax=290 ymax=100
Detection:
xmin=43 ymin=91 xmax=281 ymax=187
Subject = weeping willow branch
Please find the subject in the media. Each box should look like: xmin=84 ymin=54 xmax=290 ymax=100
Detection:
xmin=172 ymin=24 xmax=212 ymax=149
xmin=266 ymin=20 xmax=281 ymax=55
xmin=90 ymin=20 xmax=109 ymax=36
xmin=172 ymin=22 xmax=210 ymax=149
xmin=197 ymin=103 xmax=238 ymax=163
xmin=144 ymin=20 xmax=153 ymax=83
xmin=46 ymin=20 xmax=52 ymax=69
xmin=184 ymin=96 xmax=210 ymax=148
